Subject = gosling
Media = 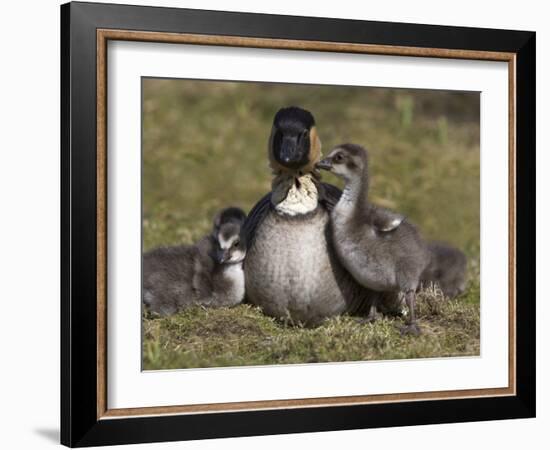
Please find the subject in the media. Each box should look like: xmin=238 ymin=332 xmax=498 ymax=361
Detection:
xmin=317 ymin=144 xmax=430 ymax=335
xmin=143 ymin=207 xmax=247 ymax=316
xmin=421 ymin=241 xmax=467 ymax=299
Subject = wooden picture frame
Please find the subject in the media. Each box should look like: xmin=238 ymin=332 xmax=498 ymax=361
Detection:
xmin=61 ymin=1 xmax=535 ymax=447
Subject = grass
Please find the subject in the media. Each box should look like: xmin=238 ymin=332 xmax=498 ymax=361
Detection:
xmin=142 ymin=79 xmax=480 ymax=370
xmin=143 ymin=286 xmax=480 ymax=370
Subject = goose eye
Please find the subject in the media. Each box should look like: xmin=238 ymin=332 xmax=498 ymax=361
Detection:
xmin=233 ymin=240 xmax=240 ymax=247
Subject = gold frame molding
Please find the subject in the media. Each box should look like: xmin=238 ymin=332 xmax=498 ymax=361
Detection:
xmin=96 ymin=29 xmax=517 ymax=420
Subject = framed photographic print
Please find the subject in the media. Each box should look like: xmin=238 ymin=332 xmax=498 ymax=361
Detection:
xmin=60 ymin=1 xmax=536 ymax=447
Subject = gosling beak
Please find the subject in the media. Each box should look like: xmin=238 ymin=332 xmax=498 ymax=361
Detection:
xmin=316 ymin=158 xmax=332 ymax=171
xmin=213 ymin=248 xmax=229 ymax=264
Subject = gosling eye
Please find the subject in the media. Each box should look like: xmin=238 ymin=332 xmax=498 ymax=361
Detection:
xmin=233 ymin=239 xmax=240 ymax=248
xmin=333 ymin=153 xmax=344 ymax=163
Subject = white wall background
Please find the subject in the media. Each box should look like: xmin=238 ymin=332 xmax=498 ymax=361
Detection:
xmin=0 ymin=1 xmax=545 ymax=449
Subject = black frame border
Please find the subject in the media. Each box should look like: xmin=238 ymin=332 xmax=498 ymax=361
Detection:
xmin=61 ymin=1 xmax=535 ymax=447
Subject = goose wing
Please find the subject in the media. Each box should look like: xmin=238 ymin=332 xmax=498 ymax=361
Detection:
xmin=318 ymin=182 xmax=342 ymax=211
xmin=242 ymin=192 xmax=272 ymax=248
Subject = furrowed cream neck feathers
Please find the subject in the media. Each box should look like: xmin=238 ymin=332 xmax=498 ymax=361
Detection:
xmin=271 ymin=173 xmax=318 ymax=216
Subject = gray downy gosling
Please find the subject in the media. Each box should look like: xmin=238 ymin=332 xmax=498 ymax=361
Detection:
xmin=143 ymin=207 xmax=247 ymax=316
xmin=317 ymin=144 xmax=430 ymax=335
xmin=421 ymin=241 xmax=467 ymax=299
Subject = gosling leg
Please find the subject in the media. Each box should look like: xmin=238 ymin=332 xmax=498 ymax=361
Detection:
xmin=357 ymin=302 xmax=382 ymax=324
xmin=401 ymin=289 xmax=421 ymax=336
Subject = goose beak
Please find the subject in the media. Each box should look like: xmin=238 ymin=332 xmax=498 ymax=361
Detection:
xmin=316 ymin=158 xmax=332 ymax=171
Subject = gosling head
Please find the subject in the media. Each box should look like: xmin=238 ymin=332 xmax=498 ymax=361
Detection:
xmin=211 ymin=207 xmax=247 ymax=264
xmin=316 ymin=143 xmax=368 ymax=182
xmin=269 ymin=106 xmax=322 ymax=175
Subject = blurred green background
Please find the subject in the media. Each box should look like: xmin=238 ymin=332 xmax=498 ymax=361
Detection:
xmin=142 ymin=79 xmax=479 ymax=258
xmin=142 ymin=78 xmax=480 ymax=369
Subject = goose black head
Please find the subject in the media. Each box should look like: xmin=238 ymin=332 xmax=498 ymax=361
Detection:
xmin=316 ymin=143 xmax=368 ymax=182
xmin=269 ymin=106 xmax=322 ymax=174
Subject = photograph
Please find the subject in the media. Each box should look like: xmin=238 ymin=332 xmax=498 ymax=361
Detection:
xmin=141 ymin=78 xmax=481 ymax=370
